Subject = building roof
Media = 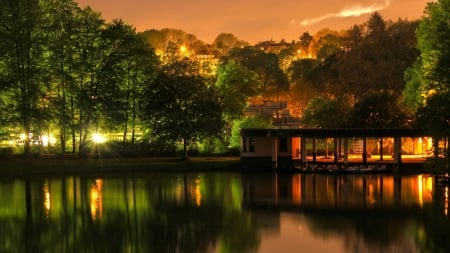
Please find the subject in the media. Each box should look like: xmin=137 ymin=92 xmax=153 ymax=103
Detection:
xmin=240 ymin=128 xmax=431 ymax=138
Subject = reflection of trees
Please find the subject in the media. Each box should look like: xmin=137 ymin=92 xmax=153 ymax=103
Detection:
xmin=303 ymin=212 xmax=418 ymax=253
xmin=0 ymin=173 xmax=260 ymax=253
xmin=416 ymin=188 xmax=450 ymax=253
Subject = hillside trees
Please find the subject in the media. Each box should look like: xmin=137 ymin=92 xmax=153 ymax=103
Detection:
xmin=227 ymin=46 xmax=289 ymax=95
xmin=301 ymin=13 xmax=419 ymax=127
xmin=311 ymin=13 xmax=419 ymax=99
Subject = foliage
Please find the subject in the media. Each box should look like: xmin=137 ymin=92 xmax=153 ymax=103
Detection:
xmin=227 ymin=46 xmax=290 ymax=95
xmin=0 ymin=0 xmax=50 ymax=157
xmin=99 ymin=20 xmax=159 ymax=147
xmin=229 ymin=115 xmax=273 ymax=149
xmin=301 ymin=96 xmax=352 ymax=128
xmin=404 ymin=0 xmax=450 ymax=108
xmin=213 ymin=33 xmax=248 ymax=57
xmin=350 ymin=90 xmax=410 ymax=128
xmin=310 ymin=13 xmax=419 ymax=99
xmin=215 ymin=60 xmax=262 ymax=121
xmin=0 ymin=0 xmax=442 ymax=158
xmin=415 ymin=92 xmax=450 ymax=141
xmin=142 ymin=73 xmax=224 ymax=158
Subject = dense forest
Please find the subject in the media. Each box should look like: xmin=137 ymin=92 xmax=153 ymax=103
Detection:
xmin=0 ymin=0 xmax=449 ymax=158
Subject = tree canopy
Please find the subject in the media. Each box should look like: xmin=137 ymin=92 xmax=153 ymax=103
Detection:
xmin=143 ymin=73 xmax=224 ymax=158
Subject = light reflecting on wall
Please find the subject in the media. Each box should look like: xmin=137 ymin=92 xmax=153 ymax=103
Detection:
xmin=90 ymin=179 xmax=103 ymax=220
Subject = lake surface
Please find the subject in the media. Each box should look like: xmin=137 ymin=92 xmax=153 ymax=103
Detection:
xmin=0 ymin=171 xmax=449 ymax=253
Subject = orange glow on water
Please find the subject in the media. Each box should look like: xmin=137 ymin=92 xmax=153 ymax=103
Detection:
xmin=90 ymin=179 xmax=103 ymax=220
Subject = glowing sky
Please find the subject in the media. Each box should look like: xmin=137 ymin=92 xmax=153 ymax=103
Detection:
xmin=76 ymin=0 xmax=431 ymax=43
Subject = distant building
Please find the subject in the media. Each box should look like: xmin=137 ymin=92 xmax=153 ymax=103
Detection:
xmin=245 ymin=98 xmax=301 ymax=128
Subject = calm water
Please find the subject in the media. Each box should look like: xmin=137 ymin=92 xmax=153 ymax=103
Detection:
xmin=0 ymin=171 xmax=449 ymax=253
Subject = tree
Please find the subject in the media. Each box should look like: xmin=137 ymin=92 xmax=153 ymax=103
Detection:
xmin=70 ymin=7 xmax=106 ymax=154
xmin=415 ymin=92 xmax=450 ymax=159
xmin=310 ymin=16 xmax=418 ymax=100
xmin=229 ymin=115 xmax=272 ymax=149
xmin=288 ymin=59 xmax=321 ymax=113
xmin=299 ymin=32 xmax=313 ymax=57
xmin=99 ymin=20 xmax=159 ymax=151
xmin=143 ymin=73 xmax=224 ymax=158
xmin=350 ymin=91 xmax=409 ymax=128
xmin=215 ymin=60 xmax=262 ymax=121
xmin=227 ymin=46 xmax=289 ymax=95
xmin=0 ymin=0 xmax=48 ymax=157
xmin=41 ymin=0 xmax=81 ymax=153
xmin=212 ymin=33 xmax=248 ymax=57
xmin=404 ymin=0 xmax=450 ymax=165
xmin=404 ymin=0 xmax=450 ymax=108
xmin=301 ymin=96 xmax=352 ymax=128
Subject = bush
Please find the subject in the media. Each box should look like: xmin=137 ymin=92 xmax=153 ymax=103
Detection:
xmin=0 ymin=147 xmax=13 ymax=159
xmin=423 ymin=157 xmax=448 ymax=174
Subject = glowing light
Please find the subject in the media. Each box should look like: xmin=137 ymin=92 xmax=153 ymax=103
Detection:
xmin=92 ymin=133 xmax=106 ymax=144
xmin=41 ymin=134 xmax=56 ymax=146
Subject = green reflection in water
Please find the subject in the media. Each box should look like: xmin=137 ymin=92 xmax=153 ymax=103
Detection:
xmin=0 ymin=173 xmax=449 ymax=253
xmin=0 ymin=173 xmax=259 ymax=253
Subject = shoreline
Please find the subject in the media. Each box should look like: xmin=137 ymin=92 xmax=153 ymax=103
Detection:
xmin=0 ymin=156 xmax=242 ymax=176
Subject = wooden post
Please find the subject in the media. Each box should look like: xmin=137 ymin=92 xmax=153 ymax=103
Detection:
xmin=343 ymin=137 xmax=349 ymax=164
xmin=362 ymin=137 xmax=367 ymax=164
xmin=312 ymin=138 xmax=317 ymax=163
xmin=272 ymin=137 xmax=278 ymax=169
xmin=334 ymin=137 xmax=338 ymax=163
xmin=301 ymin=136 xmax=307 ymax=164
xmin=394 ymin=136 xmax=402 ymax=165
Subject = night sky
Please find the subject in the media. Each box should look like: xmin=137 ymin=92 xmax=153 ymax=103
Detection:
xmin=76 ymin=0 xmax=432 ymax=43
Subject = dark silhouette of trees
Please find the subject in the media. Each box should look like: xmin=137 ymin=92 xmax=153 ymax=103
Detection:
xmin=227 ymin=46 xmax=289 ymax=95
xmin=142 ymin=73 xmax=224 ymax=158
xmin=99 ymin=20 xmax=159 ymax=150
xmin=0 ymin=0 xmax=48 ymax=157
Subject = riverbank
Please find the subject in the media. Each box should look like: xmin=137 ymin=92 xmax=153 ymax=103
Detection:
xmin=0 ymin=156 xmax=241 ymax=176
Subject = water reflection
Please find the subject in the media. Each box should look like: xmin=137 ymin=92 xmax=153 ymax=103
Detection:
xmin=0 ymin=172 xmax=449 ymax=253
xmin=243 ymin=174 xmax=434 ymax=211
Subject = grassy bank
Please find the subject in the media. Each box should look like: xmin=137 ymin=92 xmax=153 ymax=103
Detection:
xmin=0 ymin=156 xmax=241 ymax=176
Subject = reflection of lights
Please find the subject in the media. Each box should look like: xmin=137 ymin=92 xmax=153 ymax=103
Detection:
xmin=195 ymin=177 xmax=202 ymax=206
xmin=92 ymin=133 xmax=106 ymax=144
xmin=445 ymin=187 xmax=448 ymax=218
xmin=418 ymin=175 xmax=434 ymax=207
xmin=367 ymin=183 xmax=376 ymax=205
xmin=90 ymin=179 xmax=103 ymax=220
xmin=43 ymin=183 xmax=51 ymax=217
xmin=418 ymin=175 xmax=423 ymax=206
